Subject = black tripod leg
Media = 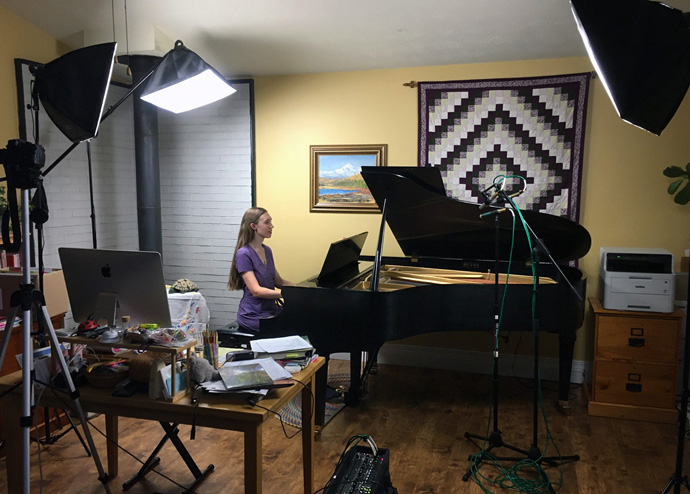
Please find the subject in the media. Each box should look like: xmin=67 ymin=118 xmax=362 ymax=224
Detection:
xmin=62 ymin=411 xmax=91 ymax=456
xmin=661 ymin=474 xmax=690 ymax=494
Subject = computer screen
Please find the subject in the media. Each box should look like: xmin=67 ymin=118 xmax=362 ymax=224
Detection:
xmin=58 ymin=247 xmax=172 ymax=327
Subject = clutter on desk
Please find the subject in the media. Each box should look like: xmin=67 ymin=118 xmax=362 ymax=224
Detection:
xmin=199 ymin=357 xmax=293 ymax=393
xmin=200 ymin=327 xmax=219 ymax=368
xmin=123 ymin=325 xmax=195 ymax=347
xmin=85 ymin=359 xmax=129 ymax=388
xmin=250 ymin=335 xmax=315 ymax=369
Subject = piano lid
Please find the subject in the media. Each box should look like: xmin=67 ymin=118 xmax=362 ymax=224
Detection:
xmin=361 ymin=166 xmax=591 ymax=263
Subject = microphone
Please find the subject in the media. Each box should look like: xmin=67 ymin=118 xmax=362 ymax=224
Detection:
xmin=479 ymin=208 xmax=507 ymax=219
xmin=478 ymin=184 xmax=500 ymax=210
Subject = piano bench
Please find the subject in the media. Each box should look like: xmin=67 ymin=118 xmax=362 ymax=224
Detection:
xmin=217 ymin=320 xmax=255 ymax=349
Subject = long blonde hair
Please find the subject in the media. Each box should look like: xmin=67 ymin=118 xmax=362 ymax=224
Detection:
xmin=228 ymin=207 xmax=268 ymax=290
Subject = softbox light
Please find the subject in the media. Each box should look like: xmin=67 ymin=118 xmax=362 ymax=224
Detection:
xmin=33 ymin=42 xmax=117 ymax=143
xmin=570 ymin=0 xmax=690 ymax=135
xmin=140 ymin=40 xmax=236 ymax=113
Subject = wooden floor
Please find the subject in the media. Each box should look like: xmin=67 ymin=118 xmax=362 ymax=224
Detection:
xmin=0 ymin=359 xmax=684 ymax=494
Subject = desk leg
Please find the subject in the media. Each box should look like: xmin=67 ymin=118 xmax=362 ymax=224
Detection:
xmin=3 ymin=391 xmax=22 ymax=494
xmin=302 ymin=373 xmax=315 ymax=494
xmin=105 ymin=414 xmax=118 ymax=478
xmin=245 ymin=423 xmax=262 ymax=494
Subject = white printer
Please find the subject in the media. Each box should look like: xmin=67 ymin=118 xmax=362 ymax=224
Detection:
xmin=599 ymin=247 xmax=675 ymax=313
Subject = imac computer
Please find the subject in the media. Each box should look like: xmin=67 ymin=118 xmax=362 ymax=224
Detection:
xmin=58 ymin=248 xmax=172 ymax=327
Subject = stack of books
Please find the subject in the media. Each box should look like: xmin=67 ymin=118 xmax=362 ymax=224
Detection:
xmin=250 ymin=335 xmax=315 ymax=369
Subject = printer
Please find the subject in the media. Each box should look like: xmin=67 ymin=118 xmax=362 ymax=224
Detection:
xmin=599 ymin=247 xmax=675 ymax=313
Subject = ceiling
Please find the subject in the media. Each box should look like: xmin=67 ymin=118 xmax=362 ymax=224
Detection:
xmin=2 ymin=0 xmax=690 ymax=78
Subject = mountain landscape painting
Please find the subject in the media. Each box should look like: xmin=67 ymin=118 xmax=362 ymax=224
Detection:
xmin=310 ymin=144 xmax=387 ymax=212
xmin=317 ymin=154 xmax=376 ymax=204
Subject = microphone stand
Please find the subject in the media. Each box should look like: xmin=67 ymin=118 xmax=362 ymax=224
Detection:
xmin=463 ymin=198 xmax=530 ymax=481
xmin=464 ymin=188 xmax=580 ymax=480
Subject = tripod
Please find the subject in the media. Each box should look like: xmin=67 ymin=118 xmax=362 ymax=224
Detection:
xmin=0 ymin=189 xmax=110 ymax=494
xmin=463 ymin=189 xmax=580 ymax=483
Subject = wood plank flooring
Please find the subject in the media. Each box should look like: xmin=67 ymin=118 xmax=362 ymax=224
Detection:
xmin=0 ymin=359 xmax=683 ymax=493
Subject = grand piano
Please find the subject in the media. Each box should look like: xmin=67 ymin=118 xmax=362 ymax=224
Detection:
xmin=261 ymin=166 xmax=591 ymax=425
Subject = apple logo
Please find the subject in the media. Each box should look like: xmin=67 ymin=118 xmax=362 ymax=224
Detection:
xmin=101 ymin=264 xmax=112 ymax=278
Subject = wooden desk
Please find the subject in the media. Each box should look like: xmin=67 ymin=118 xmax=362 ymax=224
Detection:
xmin=0 ymin=356 xmax=324 ymax=494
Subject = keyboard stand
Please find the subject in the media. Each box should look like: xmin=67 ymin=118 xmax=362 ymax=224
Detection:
xmin=122 ymin=422 xmax=214 ymax=492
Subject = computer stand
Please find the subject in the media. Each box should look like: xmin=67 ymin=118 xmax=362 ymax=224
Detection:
xmin=0 ymin=282 xmax=111 ymax=493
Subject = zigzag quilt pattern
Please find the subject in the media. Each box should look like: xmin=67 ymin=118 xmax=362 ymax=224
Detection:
xmin=418 ymin=73 xmax=590 ymax=222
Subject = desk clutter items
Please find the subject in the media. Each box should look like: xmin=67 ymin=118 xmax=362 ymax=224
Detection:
xmin=250 ymin=335 xmax=315 ymax=369
xmin=198 ymin=357 xmax=292 ymax=394
xmin=58 ymin=332 xmax=197 ymax=402
xmin=85 ymin=359 xmax=129 ymax=388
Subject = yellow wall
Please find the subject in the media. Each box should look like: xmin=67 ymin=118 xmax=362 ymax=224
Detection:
xmin=0 ymin=6 xmax=67 ymax=146
xmin=254 ymin=58 xmax=690 ymax=362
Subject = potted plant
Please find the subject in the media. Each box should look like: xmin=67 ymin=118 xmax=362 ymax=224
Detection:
xmin=663 ymin=163 xmax=690 ymax=204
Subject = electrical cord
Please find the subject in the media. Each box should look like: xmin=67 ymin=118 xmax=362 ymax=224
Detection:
xmin=245 ymin=377 xmax=315 ymax=440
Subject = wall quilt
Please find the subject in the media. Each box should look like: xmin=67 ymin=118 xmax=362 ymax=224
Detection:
xmin=418 ymin=73 xmax=590 ymax=222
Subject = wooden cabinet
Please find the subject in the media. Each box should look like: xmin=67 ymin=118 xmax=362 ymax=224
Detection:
xmin=588 ymin=297 xmax=683 ymax=423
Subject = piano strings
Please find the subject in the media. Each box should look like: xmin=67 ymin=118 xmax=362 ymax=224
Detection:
xmin=353 ymin=265 xmax=556 ymax=291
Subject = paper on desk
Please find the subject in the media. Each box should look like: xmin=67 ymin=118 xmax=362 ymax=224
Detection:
xmin=250 ymin=335 xmax=312 ymax=354
xmin=222 ymin=357 xmax=291 ymax=381
xmin=200 ymin=380 xmax=268 ymax=396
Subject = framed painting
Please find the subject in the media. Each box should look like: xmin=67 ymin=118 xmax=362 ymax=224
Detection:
xmin=309 ymin=144 xmax=388 ymax=213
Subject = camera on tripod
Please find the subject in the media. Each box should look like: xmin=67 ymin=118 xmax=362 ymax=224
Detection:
xmin=0 ymin=139 xmax=46 ymax=190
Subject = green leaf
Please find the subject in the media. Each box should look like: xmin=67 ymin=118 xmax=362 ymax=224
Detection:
xmin=675 ymin=182 xmax=690 ymax=205
xmin=686 ymin=162 xmax=690 ymax=174
xmin=668 ymin=178 xmax=684 ymax=195
xmin=663 ymin=166 xmax=688 ymax=178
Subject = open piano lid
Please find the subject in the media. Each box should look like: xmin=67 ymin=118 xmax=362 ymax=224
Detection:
xmin=361 ymin=166 xmax=591 ymax=263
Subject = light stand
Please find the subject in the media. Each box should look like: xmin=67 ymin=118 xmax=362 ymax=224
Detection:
xmin=661 ymin=270 xmax=690 ymax=494
xmin=568 ymin=1 xmax=690 ymax=491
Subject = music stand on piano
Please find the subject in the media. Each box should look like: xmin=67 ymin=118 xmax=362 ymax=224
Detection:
xmin=463 ymin=184 xmax=580 ymax=482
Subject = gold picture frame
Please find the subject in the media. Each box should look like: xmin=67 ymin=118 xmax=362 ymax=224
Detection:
xmin=309 ymin=144 xmax=388 ymax=213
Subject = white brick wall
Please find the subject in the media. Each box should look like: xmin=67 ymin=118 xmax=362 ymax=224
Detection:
xmin=16 ymin=62 xmax=252 ymax=329
xmin=159 ymin=82 xmax=253 ymax=328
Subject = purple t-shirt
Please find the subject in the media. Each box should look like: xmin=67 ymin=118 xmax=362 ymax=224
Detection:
xmin=235 ymin=244 xmax=282 ymax=332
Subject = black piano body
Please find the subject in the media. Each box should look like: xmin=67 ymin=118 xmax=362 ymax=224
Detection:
xmin=261 ymin=166 xmax=591 ymax=425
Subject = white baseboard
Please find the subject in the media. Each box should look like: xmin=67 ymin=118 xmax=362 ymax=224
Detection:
xmin=332 ymin=343 xmax=590 ymax=384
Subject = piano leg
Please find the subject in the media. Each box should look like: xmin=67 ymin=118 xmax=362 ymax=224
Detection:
xmin=315 ymin=358 xmax=329 ymax=427
xmin=346 ymin=352 xmax=362 ymax=407
xmin=557 ymin=330 xmax=576 ymax=415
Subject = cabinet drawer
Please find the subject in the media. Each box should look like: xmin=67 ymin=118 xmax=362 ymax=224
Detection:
xmin=593 ymin=360 xmax=676 ymax=408
xmin=596 ymin=315 xmax=679 ymax=362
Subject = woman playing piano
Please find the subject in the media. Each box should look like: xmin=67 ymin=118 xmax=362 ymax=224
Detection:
xmin=227 ymin=207 xmax=292 ymax=333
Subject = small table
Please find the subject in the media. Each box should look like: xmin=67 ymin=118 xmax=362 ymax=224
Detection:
xmin=0 ymin=357 xmax=324 ymax=494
